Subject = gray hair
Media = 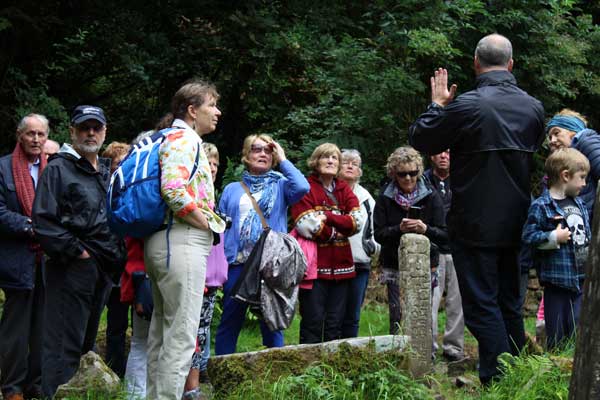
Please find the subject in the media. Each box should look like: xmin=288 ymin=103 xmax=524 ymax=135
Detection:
xmin=17 ymin=113 xmax=49 ymax=134
xmin=475 ymin=34 xmax=512 ymax=68
xmin=341 ymin=149 xmax=362 ymax=165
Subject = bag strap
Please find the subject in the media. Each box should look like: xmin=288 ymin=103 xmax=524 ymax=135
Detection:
xmin=240 ymin=181 xmax=269 ymax=230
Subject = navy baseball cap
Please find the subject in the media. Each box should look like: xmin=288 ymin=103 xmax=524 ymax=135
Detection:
xmin=71 ymin=105 xmax=107 ymax=125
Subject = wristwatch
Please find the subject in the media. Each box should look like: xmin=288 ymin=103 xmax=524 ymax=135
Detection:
xmin=429 ymin=102 xmax=443 ymax=110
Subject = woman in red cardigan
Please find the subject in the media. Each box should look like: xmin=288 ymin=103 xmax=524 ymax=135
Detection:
xmin=291 ymin=143 xmax=363 ymax=343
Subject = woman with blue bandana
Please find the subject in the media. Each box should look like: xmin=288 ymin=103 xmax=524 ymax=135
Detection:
xmin=548 ymin=109 xmax=600 ymax=215
xmin=215 ymin=134 xmax=309 ymax=355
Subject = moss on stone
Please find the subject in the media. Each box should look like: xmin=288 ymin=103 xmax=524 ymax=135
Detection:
xmin=210 ymin=339 xmax=410 ymax=396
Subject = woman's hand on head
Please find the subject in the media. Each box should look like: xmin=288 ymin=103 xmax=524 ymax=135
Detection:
xmin=273 ymin=141 xmax=286 ymax=161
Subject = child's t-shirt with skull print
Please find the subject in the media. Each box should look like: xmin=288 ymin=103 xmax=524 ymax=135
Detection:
xmin=557 ymin=197 xmax=589 ymax=273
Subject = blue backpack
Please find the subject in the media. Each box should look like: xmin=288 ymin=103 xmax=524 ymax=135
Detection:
xmin=107 ymin=128 xmax=199 ymax=238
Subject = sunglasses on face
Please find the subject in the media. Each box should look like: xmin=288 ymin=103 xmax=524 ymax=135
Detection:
xmin=396 ymin=170 xmax=419 ymax=178
xmin=250 ymin=143 xmax=274 ymax=155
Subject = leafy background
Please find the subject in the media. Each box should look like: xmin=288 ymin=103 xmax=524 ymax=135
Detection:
xmin=1 ymin=0 xmax=599 ymax=192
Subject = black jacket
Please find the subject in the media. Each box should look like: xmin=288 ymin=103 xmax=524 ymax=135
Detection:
xmin=409 ymin=70 xmax=545 ymax=248
xmin=32 ymin=145 xmax=126 ymax=277
xmin=571 ymin=129 xmax=600 ymax=217
xmin=423 ymin=169 xmax=451 ymax=254
xmin=374 ymin=179 xmax=448 ymax=270
xmin=0 ymin=154 xmax=40 ymax=289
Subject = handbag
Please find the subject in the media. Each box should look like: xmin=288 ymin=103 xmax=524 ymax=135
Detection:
xmin=131 ymin=271 xmax=153 ymax=321
xmin=362 ymin=200 xmax=377 ymax=257
xmin=232 ymin=182 xmax=306 ymax=330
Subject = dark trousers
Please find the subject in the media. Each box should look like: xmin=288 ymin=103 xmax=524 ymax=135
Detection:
xmin=0 ymin=263 xmax=44 ymax=398
xmin=105 ymin=285 xmax=129 ymax=378
xmin=386 ymin=276 xmax=402 ymax=335
xmin=299 ymin=279 xmax=350 ymax=344
xmin=543 ymin=284 xmax=582 ymax=350
xmin=41 ymin=257 xmax=111 ymax=399
xmin=341 ymin=268 xmax=370 ymax=338
xmin=451 ymin=243 xmax=525 ymax=383
xmin=214 ymin=264 xmax=284 ymax=355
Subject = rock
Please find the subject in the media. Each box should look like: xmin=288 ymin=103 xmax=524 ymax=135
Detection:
xmin=455 ymin=376 xmax=476 ymax=388
xmin=209 ymin=335 xmax=410 ymax=394
xmin=54 ymin=351 xmax=121 ymax=399
xmin=550 ymin=355 xmax=573 ymax=372
xmin=398 ymin=234 xmax=433 ymax=378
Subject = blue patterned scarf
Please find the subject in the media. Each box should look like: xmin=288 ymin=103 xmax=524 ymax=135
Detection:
xmin=239 ymin=170 xmax=281 ymax=260
xmin=394 ymin=184 xmax=420 ymax=209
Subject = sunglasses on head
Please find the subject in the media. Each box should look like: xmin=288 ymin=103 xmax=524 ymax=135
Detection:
xmin=250 ymin=143 xmax=274 ymax=155
xmin=396 ymin=170 xmax=419 ymax=178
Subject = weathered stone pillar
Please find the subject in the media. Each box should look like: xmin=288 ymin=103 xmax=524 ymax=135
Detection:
xmin=398 ymin=233 xmax=432 ymax=377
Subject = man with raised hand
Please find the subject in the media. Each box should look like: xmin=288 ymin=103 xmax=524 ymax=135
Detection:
xmin=409 ymin=34 xmax=545 ymax=384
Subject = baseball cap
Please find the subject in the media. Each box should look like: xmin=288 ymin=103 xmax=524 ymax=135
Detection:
xmin=71 ymin=105 xmax=107 ymax=125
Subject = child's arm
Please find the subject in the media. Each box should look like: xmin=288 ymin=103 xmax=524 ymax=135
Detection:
xmin=522 ymin=203 xmax=570 ymax=250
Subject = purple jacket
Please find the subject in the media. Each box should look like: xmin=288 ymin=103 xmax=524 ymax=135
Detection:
xmin=205 ymin=233 xmax=228 ymax=287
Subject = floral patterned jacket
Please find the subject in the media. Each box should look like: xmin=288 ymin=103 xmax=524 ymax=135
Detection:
xmin=158 ymin=119 xmax=225 ymax=233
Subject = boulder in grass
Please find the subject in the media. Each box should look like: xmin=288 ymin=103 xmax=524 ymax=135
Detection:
xmin=54 ymin=351 xmax=120 ymax=399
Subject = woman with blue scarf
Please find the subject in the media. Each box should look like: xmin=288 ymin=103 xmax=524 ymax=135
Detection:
xmin=214 ymin=134 xmax=309 ymax=355
xmin=547 ymin=109 xmax=600 ymax=215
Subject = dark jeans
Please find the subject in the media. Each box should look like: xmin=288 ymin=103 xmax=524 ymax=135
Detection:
xmin=386 ymin=278 xmax=402 ymax=335
xmin=41 ymin=257 xmax=111 ymax=399
xmin=451 ymin=243 xmax=525 ymax=383
xmin=105 ymin=285 xmax=129 ymax=378
xmin=299 ymin=279 xmax=350 ymax=344
xmin=543 ymin=284 xmax=582 ymax=350
xmin=341 ymin=268 xmax=370 ymax=338
xmin=0 ymin=262 xmax=44 ymax=398
xmin=215 ymin=264 xmax=284 ymax=355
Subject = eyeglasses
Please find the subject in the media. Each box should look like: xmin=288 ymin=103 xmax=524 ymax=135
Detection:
xmin=342 ymin=160 xmax=360 ymax=168
xmin=76 ymin=123 xmax=105 ymax=133
xmin=23 ymin=130 xmax=47 ymax=139
xmin=396 ymin=170 xmax=419 ymax=178
xmin=250 ymin=144 xmax=274 ymax=155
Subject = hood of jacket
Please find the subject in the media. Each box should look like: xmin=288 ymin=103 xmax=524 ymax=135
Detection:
xmin=383 ymin=177 xmax=432 ymax=204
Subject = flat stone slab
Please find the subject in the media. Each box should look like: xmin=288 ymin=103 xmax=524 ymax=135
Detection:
xmin=208 ymin=335 xmax=410 ymax=391
xmin=211 ymin=334 xmax=409 ymax=364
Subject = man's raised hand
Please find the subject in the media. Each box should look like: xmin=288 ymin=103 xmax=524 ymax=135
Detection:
xmin=431 ymin=68 xmax=457 ymax=107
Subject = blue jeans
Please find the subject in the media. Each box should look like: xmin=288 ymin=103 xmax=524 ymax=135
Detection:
xmin=543 ymin=284 xmax=582 ymax=350
xmin=341 ymin=268 xmax=370 ymax=338
xmin=215 ymin=264 xmax=284 ymax=355
xmin=451 ymin=243 xmax=524 ymax=384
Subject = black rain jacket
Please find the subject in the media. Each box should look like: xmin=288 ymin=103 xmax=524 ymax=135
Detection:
xmin=409 ymin=70 xmax=545 ymax=248
xmin=32 ymin=145 xmax=126 ymax=277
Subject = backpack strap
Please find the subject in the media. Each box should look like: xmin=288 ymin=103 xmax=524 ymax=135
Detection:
xmin=240 ymin=181 xmax=269 ymax=230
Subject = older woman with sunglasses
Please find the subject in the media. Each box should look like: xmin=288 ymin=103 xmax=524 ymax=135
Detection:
xmin=214 ymin=134 xmax=309 ymax=355
xmin=373 ymin=146 xmax=447 ymax=334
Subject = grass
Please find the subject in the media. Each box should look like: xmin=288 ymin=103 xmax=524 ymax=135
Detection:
xmin=0 ymin=291 xmax=573 ymax=399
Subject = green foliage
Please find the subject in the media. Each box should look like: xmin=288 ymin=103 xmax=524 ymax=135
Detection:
xmin=229 ymin=362 xmax=433 ymax=400
xmin=0 ymin=0 xmax=598 ymax=188
xmin=480 ymin=353 xmax=571 ymax=399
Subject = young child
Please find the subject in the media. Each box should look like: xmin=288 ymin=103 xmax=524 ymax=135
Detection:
xmin=522 ymin=148 xmax=591 ymax=350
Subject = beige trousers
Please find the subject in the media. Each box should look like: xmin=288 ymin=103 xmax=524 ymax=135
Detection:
xmin=144 ymin=224 xmax=212 ymax=399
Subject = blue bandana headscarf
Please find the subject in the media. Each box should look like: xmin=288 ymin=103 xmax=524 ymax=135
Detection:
xmin=547 ymin=115 xmax=586 ymax=134
xmin=239 ymin=170 xmax=281 ymax=261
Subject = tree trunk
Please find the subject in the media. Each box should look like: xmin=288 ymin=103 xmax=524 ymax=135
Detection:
xmin=569 ymin=192 xmax=600 ymax=399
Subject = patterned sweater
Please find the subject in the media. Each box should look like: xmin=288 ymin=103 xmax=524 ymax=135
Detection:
xmin=291 ymin=174 xmax=362 ymax=280
xmin=158 ymin=119 xmax=225 ymax=233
